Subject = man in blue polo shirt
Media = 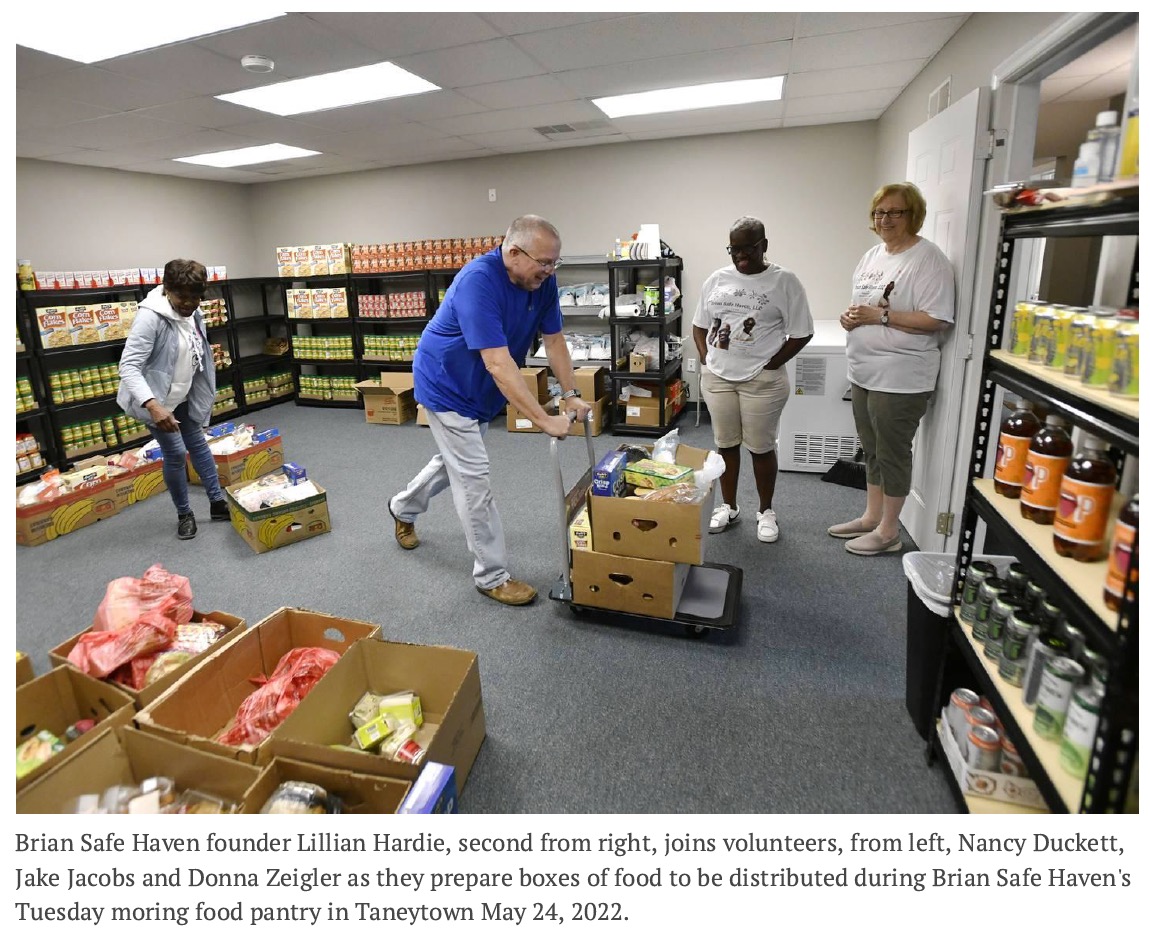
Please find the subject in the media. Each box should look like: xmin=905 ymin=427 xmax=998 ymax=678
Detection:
xmin=388 ymin=215 xmax=593 ymax=606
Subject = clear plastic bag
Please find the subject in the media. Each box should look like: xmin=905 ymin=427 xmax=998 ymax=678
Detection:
xmin=650 ymin=428 xmax=681 ymax=464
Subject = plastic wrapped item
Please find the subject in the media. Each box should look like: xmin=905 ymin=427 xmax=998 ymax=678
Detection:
xmin=170 ymin=621 xmax=228 ymax=655
xmin=260 ymin=780 xmax=343 ymax=815
xmin=349 ymin=690 xmax=386 ymax=729
xmin=92 ymin=563 xmax=194 ymax=633
xmin=68 ymin=610 xmax=177 ymax=679
xmin=16 ymin=730 xmax=64 ymax=779
xmin=378 ymin=722 xmax=426 ymax=765
xmin=167 ymin=789 xmax=239 ymax=815
xmin=650 ymin=428 xmax=681 ymax=465
xmin=638 ymin=482 xmax=710 ymax=505
xmin=692 ymin=451 xmax=727 ymax=489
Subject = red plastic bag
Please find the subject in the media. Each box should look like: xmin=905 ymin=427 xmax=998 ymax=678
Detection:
xmin=217 ymin=647 xmax=340 ymax=747
xmin=66 ymin=611 xmax=177 ymax=679
xmin=92 ymin=563 xmax=193 ymax=632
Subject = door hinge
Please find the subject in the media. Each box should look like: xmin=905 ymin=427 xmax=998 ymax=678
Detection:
xmin=976 ymin=131 xmax=997 ymax=160
xmin=936 ymin=512 xmax=954 ymax=536
xmin=963 ymin=334 xmax=975 ymax=360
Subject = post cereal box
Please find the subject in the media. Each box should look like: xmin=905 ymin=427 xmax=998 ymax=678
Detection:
xmin=310 ymin=245 xmax=329 ymax=276
xmin=118 ymin=301 xmax=138 ymax=332
xmin=277 ymin=247 xmax=296 ymax=277
xmin=287 ymin=289 xmax=312 ymax=319
xmin=68 ymin=305 xmax=101 ymax=345
xmin=294 ymin=246 xmax=314 ymax=276
xmin=330 ymin=287 xmax=348 ymax=318
xmin=310 ymin=288 xmax=331 ymax=319
xmin=37 ymin=307 xmax=72 ymax=348
xmin=94 ymin=303 xmax=126 ymax=341
xmin=326 ymin=243 xmax=348 ymax=274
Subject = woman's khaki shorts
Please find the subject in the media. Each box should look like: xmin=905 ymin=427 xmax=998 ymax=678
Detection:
xmin=700 ymin=366 xmax=790 ymax=454
xmin=850 ymin=384 xmax=931 ymax=497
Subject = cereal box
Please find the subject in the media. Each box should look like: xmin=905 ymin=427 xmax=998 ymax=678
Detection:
xmin=34 ymin=272 xmax=56 ymax=290
xmin=310 ymin=246 xmax=329 ymax=276
xmin=37 ymin=306 xmax=72 ymax=348
xmin=310 ymin=288 xmax=331 ymax=319
xmin=287 ymin=289 xmax=312 ymax=319
xmin=326 ymin=243 xmax=348 ymax=274
xmin=67 ymin=305 xmax=101 ymax=345
xmin=294 ymin=246 xmax=313 ymax=277
xmin=330 ymin=287 xmax=348 ymax=318
xmin=94 ymin=303 xmax=126 ymax=341
xmin=118 ymin=301 xmax=138 ymax=332
xmin=276 ymin=247 xmax=296 ymax=277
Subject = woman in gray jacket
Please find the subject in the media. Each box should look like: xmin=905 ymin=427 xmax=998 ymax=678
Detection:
xmin=117 ymin=259 xmax=229 ymax=540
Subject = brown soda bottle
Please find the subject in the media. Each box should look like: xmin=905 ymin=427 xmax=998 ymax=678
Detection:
xmin=994 ymin=394 xmax=1041 ymax=498
xmin=1053 ymin=434 xmax=1118 ymax=560
xmin=1019 ymin=414 xmax=1073 ymax=524
xmin=1104 ymin=494 xmax=1138 ymax=610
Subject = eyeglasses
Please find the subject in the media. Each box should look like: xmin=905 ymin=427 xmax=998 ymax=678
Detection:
xmin=871 ymin=209 xmax=907 ymax=220
xmin=515 ymin=245 xmax=563 ymax=272
xmin=726 ymin=238 xmax=765 ymax=256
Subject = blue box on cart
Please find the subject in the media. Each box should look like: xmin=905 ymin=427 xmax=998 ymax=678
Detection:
xmin=591 ymin=449 xmax=628 ymax=497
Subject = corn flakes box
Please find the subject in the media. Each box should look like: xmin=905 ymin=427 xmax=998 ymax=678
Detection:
xmin=276 ymin=247 xmax=296 ymax=277
xmin=94 ymin=303 xmax=127 ymax=341
xmin=37 ymin=306 xmax=72 ymax=348
xmin=68 ymin=306 xmax=101 ymax=345
xmin=310 ymin=245 xmax=329 ymax=276
xmin=293 ymin=246 xmax=313 ymax=276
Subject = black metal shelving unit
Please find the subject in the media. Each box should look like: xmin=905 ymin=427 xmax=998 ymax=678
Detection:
xmin=934 ymin=188 xmax=1139 ymax=814
xmin=607 ymin=257 xmax=685 ymax=437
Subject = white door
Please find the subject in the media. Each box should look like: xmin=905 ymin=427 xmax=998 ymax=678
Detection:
xmin=902 ymin=87 xmax=992 ymax=552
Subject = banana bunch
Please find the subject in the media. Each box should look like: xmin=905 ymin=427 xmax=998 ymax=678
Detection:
xmin=49 ymin=499 xmax=94 ymax=538
xmin=241 ymin=448 xmax=273 ymax=480
xmin=258 ymin=513 xmax=296 ymax=548
xmin=129 ymin=468 xmax=165 ymax=505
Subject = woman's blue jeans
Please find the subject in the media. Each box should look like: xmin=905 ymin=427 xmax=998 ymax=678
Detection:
xmin=149 ymin=401 xmax=225 ymax=515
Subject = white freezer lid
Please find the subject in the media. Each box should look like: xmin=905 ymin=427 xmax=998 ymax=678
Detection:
xmin=794 ymin=319 xmax=847 ymax=354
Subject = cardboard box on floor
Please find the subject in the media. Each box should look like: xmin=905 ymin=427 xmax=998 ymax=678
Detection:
xmin=109 ymin=457 xmax=166 ymax=509
xmin=560 ymin=395 xmax=610 ymax=437
xmin=624 ymin=381 xmax=685 ymax=427
xmin=574 ymin=365 xmax=608 ymax=402
xmin=17 ymin=651 xmax=34 ymax=687
xmin=506 ymin=365 xmax=553 ymax=432
xmin=270 ymin=637 xmax=486 ymax=791
xmin=245 ymin=756 xmax=412 ymax=815
xmin=17 ymin=726 xmax=262 ymax=814
xmin=189 ymin=433 xmax=285 ymax=486
xmin=356 ymin=374 xmax=417 ymax=425
xmin=16 ymin=473 xmax=119 ymax=546
xmin=16 ymin=666 xmax=136 ymax=792
xmin=226 ymin=479 xmax=331 ymax=554
xmin=571 ymin=548 xmax=690 ymax=619
xmin=589 ymin=443 xmax=714 ymax=565
xmin=133 ymin=608 xmax=379 ymax=765
xmin=48 ymin=610 xmax=246 ymax=710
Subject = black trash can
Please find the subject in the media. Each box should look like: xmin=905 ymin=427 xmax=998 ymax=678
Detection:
xmin=902 ymin=552 xmax=965 ymax=740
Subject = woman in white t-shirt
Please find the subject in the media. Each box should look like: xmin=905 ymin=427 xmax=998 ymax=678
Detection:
xmin=692 ymin=217 xmax=813 ymax=544
xmin=830 ymin=183 xmax=955 ymax=556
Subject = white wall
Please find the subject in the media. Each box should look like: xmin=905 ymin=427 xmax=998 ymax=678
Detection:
xmin=15 ymin=160 xmax=260 ymax=275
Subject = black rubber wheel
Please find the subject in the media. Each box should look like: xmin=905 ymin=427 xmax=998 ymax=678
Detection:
xmin=683 ymin=624 xmax=708 ymax=639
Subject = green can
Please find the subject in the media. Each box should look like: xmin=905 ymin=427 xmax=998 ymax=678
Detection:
xmin=1059 ymin=684 xmax=1103 ymax=778
xmin=983 ymin=596 xmax=1022 ymax=661
xmin=972 ymin=577 xmax=1008 ymax=643
xmin=997 ymin=610 xmax=1039 ymax=687
xmin=960 ymin=560 xmax=997 ymax=622
xmin=1034 ymin=656 xmax=1086 ymax=740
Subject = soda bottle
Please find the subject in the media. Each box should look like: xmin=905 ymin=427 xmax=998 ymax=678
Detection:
xmin=1053 ymin=434 xmax=1117 ymax=561
xmin=1020 ymin=414 xmax=1073 ymax=524
xmin=1104 ymin=494 xmax=1138 ymax=611
xmin=993 ymin=394 xmax=1040 ymax=498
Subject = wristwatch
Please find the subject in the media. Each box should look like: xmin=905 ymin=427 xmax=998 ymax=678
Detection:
xmin=880 ymin=309 xmax=890 ymax=326
xmin=561 ymin=389 xmax=582 ymax=400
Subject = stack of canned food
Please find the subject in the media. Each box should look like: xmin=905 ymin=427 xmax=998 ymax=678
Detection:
xmin=291 ymin=336 xmax=354 ymax=360
xmin=362 ymin=334 xmax=420 ymax=361
xmin=213 ymin=384 xmax=236 ymax=416
xmin=958 ymin=557 xmax=1107 ymax=780
xmin=297 ymin=375 xmax=357 ymax=401
xmin=16 ymin=376 xmax=37 ymax=413
xmin=267 ymin=371 xmax=293 ymax=398
xmin=1007 ymin=300 xmax=1138 ymax=398
xmin=48 ymin=364 xmax=119 ymax=404
xmin=16 ymin=432 xmax=46 ymax=475
xmin=211 ymin=343 xmax=232 ymax=371
xmin=242 ymin=376 xmax=271 ymax=406
xmin=201 ymin=298 xmax=229 ymax=328
xmin=60 ymin=414 xmax=146 ymax=454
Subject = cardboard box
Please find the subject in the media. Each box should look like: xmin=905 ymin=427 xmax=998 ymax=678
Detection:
xmin=520 ymin=365 xmax=549 ymax=403
xmin=16 ymin=667 xmax=136 ymax=791
xmin=226 ymin=480 xmax=331 ymax=554
xmin=589 ymin=443 xmax=713 ymax=565
xmin=17 ymin=726 xmax=262 ymax=814
xmin=271 ymin=637 xmax=486 ymax=791
xmin=109 ymin=457 xmax=167 ymax=509
xmin=625 ymin=382 xmax=685 ymax=427
xmin=246 ymin=756 xmax=413 ymax=815
xmin=560 ymin=394 xmax=609 ymax=437
xmin=629 ymin=352 xmax=649 ymax=373
xmin=937 ymin=715 xmax=1048 ymax=811
xmin=16 ymin=475 xmax=119 ymax=546
xmin=134 ymin=608 xmax=380 ymax=765
xmin=574 ymin=365 xmax=608 ymax=402
xmin=569 ymin=503 xmax=593 ymax=552
xmin=189 ymin=433 xmax=285 ymax=486
xmin=506 ymin=402 xmax=543 ymax=432
xmin=356 ymin=375 xmax=416 ymax=425
xmin=17 ymin=651 xmax=34 ymax=687
xmin=591 ymin=448 xmax=629 ymax=497
xmin=48 ymin=610 xmax=246 ymax=710
xmin=571 ymin=548 xmax=690 ymax=620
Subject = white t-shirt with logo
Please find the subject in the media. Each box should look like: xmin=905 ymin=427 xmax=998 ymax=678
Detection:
xmin=692 ymin=264 xmax=813 ymax=382
xmin=845 ymin=238 xmax=955 ymax=393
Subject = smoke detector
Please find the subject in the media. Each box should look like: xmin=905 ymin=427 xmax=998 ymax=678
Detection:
xmin=241 ymin=54 xmax=275 ymax=74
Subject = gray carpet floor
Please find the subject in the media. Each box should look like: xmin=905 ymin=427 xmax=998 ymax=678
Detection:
xmin=16 ymin=399 xmax=957 ymax=814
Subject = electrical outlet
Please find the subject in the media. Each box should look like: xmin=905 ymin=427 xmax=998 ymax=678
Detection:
xmin=685 ymin=358 xmax=697 ymax=373
xmin=488 ymin=188 xmax=497 ymax=202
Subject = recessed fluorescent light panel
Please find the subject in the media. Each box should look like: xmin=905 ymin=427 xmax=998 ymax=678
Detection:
xmin=216 ymin=62 xmax=440 ymax=117
xmin=593 ymin=76 xmax=785 ymax=119
xmin=174 ymin=143 xmax=321 ymax=169
xmin=15 ymin=12 xmax=285 ymax=64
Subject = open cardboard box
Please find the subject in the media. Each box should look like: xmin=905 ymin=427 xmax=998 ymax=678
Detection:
xmin=189 ymin=432 xmax=285 ymax=486
xmin=589 ymin=442 xmax=714 ymax=565
xmin=16 ymin=473 xmax=119 ymax=546
xmin=357 ymin=374 xmax=417 ymax=425
xmin=270 ymin=637 xmax=486 ymax=791
xmin=572 ymin=548 xmax=690 ymax=619
xmin=16 ymin=666 xmax=137 ymax=792
xmin=49 ymin=610 xmax=245 ymax=710
xmin=937 ymin=713 xmax=1048 ymax=811
xmin=17 ymin=651 xmax=34 ymax=687
xmin=560 ymin=395 xmax=610 ymax=437
xmin=17 ymin=726 xmax=262 ymax=814
xmin=134 ymin=608 xmax=379 ymax=765
xmin=226 ymin=479 xmax=331 ymax=554
xmin=246 ymin=756 xmax=413 ymax=815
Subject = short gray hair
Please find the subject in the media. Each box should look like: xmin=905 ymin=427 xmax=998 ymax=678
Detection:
xmin=729 ymin=216 xmax=765 ymax=240
xmin=505 ymin=215 xmax=561 ymax=248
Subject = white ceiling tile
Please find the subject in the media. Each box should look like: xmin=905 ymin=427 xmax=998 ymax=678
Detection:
xmin=20 ymin=113 xmax=190 ymax=149
xmin=555 ymin=42 xmax=792 ymax=98
xmin=42 ymin=149 xmax=156 ymax=169
xmin=506 ymin=135 xmax=629 ymax=152
xmin=305 ymin=12 xmax=501 ymax=56
xmin=112 ymin=129 xmax=274 ymax=161
xmin=17 ymin=90 xmax=117 ymax=129
xmin=205 ymin=115 xmax=350 ymax=151
xmin=396 ymin=39 xmax=547 ymax=89
xmin=796 ymin=13 xmax=968 ymax=38
xmin=623 ymin=121 xmax=783 ymax=142
xmin=787 ymin=60 xmax=926 ymax=99
xmin=793 ymin=16 xmax=966 ymax=72
xmin=478 ymin=13 xmax=633 ymax=35
xmin=1057 ymin=69 xmax=1132 ymax=104
xmin=25 ymin=66 xmax=195 ymax=110
xmin=783 ymin=111 xmax=883 ymax=127
xmin=130 ymin=97 xmax=262 ymax=130
xmin=458 ymin=75 xmax=582 ymax=110
xmin=17 ymin=143 xmax=86 ymax=159
xmin=276 ymin=90 xmax=488 ymax=132
xmin=96 ymin=44 xmax=263 ymax=96
xmin=785 ymin=88 xmax=898 ymax=118
xmin=16 ymin=46 xmax=82 ymax=84
xmin=425 ymin=101 xmax=607 ymax=137
xmin=458 ymin=128 xmax=551 ymax=149
xmin=319 ymin=125 xmax=456 ymax=159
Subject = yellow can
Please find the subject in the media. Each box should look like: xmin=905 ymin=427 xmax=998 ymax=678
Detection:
xmin=1083 ymin=316 xmax=1125 ymax=387
xmin=1109 ymin=320 xmax=1139 ymax=398
xmin=1045 ymin=306 xmax=1080 ymax=370
xmin=1028 ymin=305 xmax=1057 ymax=364
xmin=1008 ymin=301 xmax=1039 ymax=356
xmin=1064 ymin=311 xmax=1100 ymax=378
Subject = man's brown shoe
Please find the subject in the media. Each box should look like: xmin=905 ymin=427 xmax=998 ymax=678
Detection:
xmin=477 ymin=579 xmax=538 ymax=606
xmin=388 ymin=498 xmax=419 ymax=550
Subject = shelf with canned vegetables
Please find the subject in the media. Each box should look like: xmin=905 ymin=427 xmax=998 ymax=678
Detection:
xmin=937 ymin=188 xmax=1138 ymax=814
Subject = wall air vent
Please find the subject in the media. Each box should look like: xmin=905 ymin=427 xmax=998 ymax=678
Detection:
xmin=790 ymin=433 xmax=860 ymax=467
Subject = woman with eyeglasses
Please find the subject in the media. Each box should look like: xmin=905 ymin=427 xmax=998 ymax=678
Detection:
xmin=830 ymin=182 xmax=955 ymax=556
xmin=692 ymin=216 xmax=813 ymax=543
xmin=117 ymin=258 xmax=229 ymax=540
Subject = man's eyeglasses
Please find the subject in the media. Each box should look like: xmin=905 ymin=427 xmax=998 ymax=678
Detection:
xmin=515 ymin=245 xmax=563 ymax=272
xmin=871 ymin=209 xmax=907 ymax=220
xmin=726 ymin=239 xmax=765 ymax=256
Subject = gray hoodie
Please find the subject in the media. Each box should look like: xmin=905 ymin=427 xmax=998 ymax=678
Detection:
xmin=117 ymin=285 xmax=216 ymax=429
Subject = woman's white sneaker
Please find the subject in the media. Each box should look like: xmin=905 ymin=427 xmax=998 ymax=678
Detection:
xmin=756 ymin=509 xmax=779 ymax=543
xmin=710 ymin=503 xmax=741 ymax=533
